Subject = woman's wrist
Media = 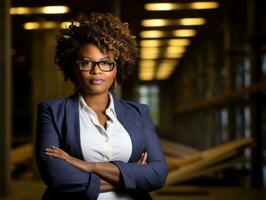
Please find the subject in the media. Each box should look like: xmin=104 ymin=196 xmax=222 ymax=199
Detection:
xmin=89 ymin=162 xmax=97 ymax=173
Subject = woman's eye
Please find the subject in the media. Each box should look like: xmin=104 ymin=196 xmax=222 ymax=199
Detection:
xmin=83 ymin=61 xmax=92 ymax=66
xmin=101 ymin=61 xmax=109 ymax=65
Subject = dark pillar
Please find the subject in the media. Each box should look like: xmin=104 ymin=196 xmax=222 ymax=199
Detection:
xmin=0 ymin=0 xmax=12 ymax=196
xmin=248 ymin=0 xmax=264 ymax=187
xmin=31 ymin=29 xmax=73 ymax=178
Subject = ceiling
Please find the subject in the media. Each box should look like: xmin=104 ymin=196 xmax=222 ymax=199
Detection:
xmin=11 ymin=0 xmax=226 ymax=82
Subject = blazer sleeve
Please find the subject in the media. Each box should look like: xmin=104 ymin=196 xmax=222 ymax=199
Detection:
xmin=112 ymin=105 xmax=168 ymax=192
xmin=35 ymin=102 xmax=100 ymax=200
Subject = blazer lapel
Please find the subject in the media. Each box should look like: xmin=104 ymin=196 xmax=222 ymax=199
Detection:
xmin=64 ymin=94 xmax=85 ymax=160
xmin=113 ymin=95 xmax=144 ymax=162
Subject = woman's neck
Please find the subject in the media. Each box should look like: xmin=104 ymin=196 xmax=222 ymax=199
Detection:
xmin=81 ymin=92 xmax=109 ymax=113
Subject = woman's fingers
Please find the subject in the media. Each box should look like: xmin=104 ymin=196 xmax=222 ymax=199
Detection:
xmin=141 ymin=152 xmax=148 ymax=165
xmin=137 ymin=152 xmax=148 ymax=165
xmin=138 ymin=153 xmax=144 ymax=165
xmin=44 ymin=146 xmax=69 ymax=160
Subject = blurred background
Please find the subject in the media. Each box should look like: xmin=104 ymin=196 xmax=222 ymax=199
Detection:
xmin=1 ymin=0 xmax=266 ymax=199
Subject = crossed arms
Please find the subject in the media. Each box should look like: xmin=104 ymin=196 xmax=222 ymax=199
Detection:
xmin=44 ymin=146 xmax=147 ymax=192
xmin=35 ymin=102 xmax=168 ymax=200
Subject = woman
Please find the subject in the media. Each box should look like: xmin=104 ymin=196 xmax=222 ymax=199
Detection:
xmin=35 ymin=12 xmax=168 ymax=200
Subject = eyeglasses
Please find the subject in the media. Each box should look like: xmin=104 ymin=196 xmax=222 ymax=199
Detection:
xmin=76 ymin=60 xmax=116 ymax=72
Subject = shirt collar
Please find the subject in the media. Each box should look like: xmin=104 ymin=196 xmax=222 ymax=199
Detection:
xmin=79 ymin=93 xmax=117 ymax=120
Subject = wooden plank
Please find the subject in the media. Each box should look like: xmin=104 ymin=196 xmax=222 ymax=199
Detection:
xmin=160 ymin=139 xmax=198 ymax=157
xmin=175 ymin=80 xmax=266 ymax=114
xmin=166 ymin=137 xmax=253 ymax=185
xmin=169 ymin=154 xmax=246 ymax=184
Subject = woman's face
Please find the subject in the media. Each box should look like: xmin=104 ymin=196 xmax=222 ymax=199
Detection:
xmin=75 ymin=44 xmax=117 ymax=96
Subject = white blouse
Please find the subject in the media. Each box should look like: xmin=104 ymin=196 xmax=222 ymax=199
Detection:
xmin=79 ymin=93 xmax=133 ymax=200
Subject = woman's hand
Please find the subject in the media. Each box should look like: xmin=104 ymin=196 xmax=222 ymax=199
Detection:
xmin=44 ymin=146 xmax=94 ymax=172
xmin=138 ymin=152 xmax=148 ymax=165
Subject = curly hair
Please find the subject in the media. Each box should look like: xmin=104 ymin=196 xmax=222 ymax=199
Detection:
xmin=55 ymin=12 xmax=138 ymax=85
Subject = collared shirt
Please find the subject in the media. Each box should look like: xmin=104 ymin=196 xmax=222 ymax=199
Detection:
xmin=79 ymin=93 xmax=133 ymax=200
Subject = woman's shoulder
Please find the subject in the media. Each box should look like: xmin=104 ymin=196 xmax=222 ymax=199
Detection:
xmin=38 ymin=94 xmax=77 ymax=110
xmin=113 ymin=95 xmax=149 ymax=116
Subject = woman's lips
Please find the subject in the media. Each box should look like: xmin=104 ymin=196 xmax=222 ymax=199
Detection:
xmin=89 ymin=78 xmax=104 ymax=84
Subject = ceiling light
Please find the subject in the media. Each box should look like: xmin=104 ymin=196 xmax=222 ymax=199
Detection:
xmin=168 ymin=39 xmax=190 ymax=46
xmin=10 ymin=6 xmax=69 ymax=15
xmin=166 ymin=46 xmax=186 ymax=54
xmin=10 ymin=7 xmax=30 ymax=15
xmin=140 ymin=30 xmax=166 ymax=38
xmin=23 ymin=22 xmax=58 ymax=30
xmin=156 ymin=65 xmax=176 ymax=80
xmin=23 ymin=22 xmax=40 ymax=30
xmin=145 ymin=3 xmax=176 ymax=11
xmin=164 ymin=53 xmax=183 ymax=59
xmin=139 ymin=66 xmax=155 ymax=80
xmin=139 ymin=60 xmax=156 ymax=68
xmin=190 ymin=2 xmax=219 ymax=9
xmin=173 ymin=29 xmax=196 ymax=37
xmin=142 ymin=18 xmax=205 ymax=27
xmin=141 ymin=19 xmax=169 ymax=27
xmin=60 ymin=21 xmax=80 ymax=29
xmin=140 ymin=48 xmax=160 ymax=55
xmin=140 ymin=29 xmax=196 ymax=38
xmin=140 ymin=54 xmax=161 ymax=59
xmin=140 ymin=39 xmax=190 ymax=47
xmin=140 ymin=40 xmax=163 ymax=47
xmin=42 ymin=6 xmax=69 ymax=14
xmin=179 ymin=18 xmax=205 ymax=26
xmin=144 ymin=2 xmax=219 ymax=11
xmin=139 ymin=73 xmax=154 ymax=81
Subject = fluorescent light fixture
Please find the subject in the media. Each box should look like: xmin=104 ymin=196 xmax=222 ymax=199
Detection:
xmin=140 ymin=39 xmax=190 ymax=47
xmin=139 ymin=73 xmax=154 ymax=81
xmin=60 ymin=21 xmax=80 ymax=29
xmin=140 ymin=47 xmax=160 ymax=55
xmin=10 ymin=6 xmax=69 ymax=15
xmin=164 ymin=53 xmax=183 ymax=59
xmin=140 ymin=29 xmax=196 ymax=38
xmin=23 ymin=22 xmax=40 ymax=30
xmin=142 ymin=18 xmax=205 ymax=27
xmin=10 ymin=7 xmax=30 ymax=15
xmin=60 ymin=22 xmax=72 ymax=29
xmin=190 ymin=2 xmax=219 ymax=9
xmin=145 ymin=3 xmax=176 ymax=11
xmin=156 ymin=64 xmax=176 ymax=80
xmin=179 ymin=18 xmax=205 ymax=26
xmin=173 ymin=29 xmax=196 ymax=37
xmin=140 ymin=46 xmax=186 ymax=57
xmin=139 ymin=60 xmax=156 ymax=68
xmin=141 ymin=19 xmax=169 ymax=27
xmin=168 ymin=39 xmax=190 ymax=46
xmin=140 ymin=54 xmax=161 ymax=59
xmin=166 ymin=46 xmax=186 ymax=54
xmin=145 ymin=2 xmax=219 ymax=11
xmin=140 ymin=40 xmax=163 ymax=47
xmin=139 ymin=65 xmax=155 ymax=80
xmin=140 ymin=30 xmax=166 ymax=38
xmin=23 ymin=21 xmax=58 ymax=30
xmin=42 ymin=6 xmax=69 ymax=14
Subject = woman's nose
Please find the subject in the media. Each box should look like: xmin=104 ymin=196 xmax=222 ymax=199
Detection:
xmin=90 ymin=64 xmax=102 ymax=74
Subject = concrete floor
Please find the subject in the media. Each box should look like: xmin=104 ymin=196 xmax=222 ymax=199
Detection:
xmin=0 ymin=179 xmax=266 ymax=200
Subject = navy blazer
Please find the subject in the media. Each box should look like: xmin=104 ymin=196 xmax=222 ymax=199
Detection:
xmin=35 ymin=94 xmax=168 ymax=200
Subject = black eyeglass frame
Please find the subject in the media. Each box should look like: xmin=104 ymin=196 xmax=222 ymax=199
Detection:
xmin=76 ymin=60 xmax=117 ymax=72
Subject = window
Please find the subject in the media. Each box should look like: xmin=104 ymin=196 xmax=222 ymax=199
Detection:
xmin=137 ymin=85 xmax=159 ymax=125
